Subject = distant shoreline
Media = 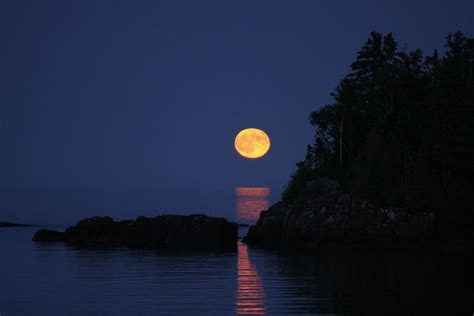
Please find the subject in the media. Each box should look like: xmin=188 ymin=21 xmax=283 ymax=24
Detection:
xmin=0 ymin=222 xmax=36 ymax=227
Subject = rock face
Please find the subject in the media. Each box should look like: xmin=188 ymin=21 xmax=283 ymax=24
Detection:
xmin=33 ymin=214 xmax=238 ymax=251
xmin=243 ymin=178 xmax=437 ymax=250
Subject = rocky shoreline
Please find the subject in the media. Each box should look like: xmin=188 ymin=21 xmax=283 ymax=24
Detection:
xmin=33 ymin=214 xmax=238 ymax=251
xmin=243 ymin=178 xmax=441 ymax=251
xmin=30 ymin=179 xmax=471 ymax=254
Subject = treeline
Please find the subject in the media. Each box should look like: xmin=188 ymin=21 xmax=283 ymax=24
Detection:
xmin=284 ymin=32 xmax=474 ymax=226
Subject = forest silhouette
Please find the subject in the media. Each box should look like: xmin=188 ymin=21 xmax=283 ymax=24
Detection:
xmin=283 ymin=31 xmax=474 ymax=236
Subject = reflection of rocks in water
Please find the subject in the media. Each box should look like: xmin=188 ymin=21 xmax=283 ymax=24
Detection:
xmin=276 ymin=251 xmax=472 ymax=315
xmin=235 ymin=188 xmax=270 ymax=224
xmin=236 ymin=242 xmax=266 ymax=315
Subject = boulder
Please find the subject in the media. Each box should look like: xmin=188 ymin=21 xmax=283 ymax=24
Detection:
xmin=32 ymin=229 xmax=65 ymax=242
xmin=33 ymin=214 xmax=238 ymax=251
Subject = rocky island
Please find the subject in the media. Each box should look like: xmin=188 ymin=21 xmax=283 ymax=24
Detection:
xmin=33 ymin=214 xmax=238 ymax=251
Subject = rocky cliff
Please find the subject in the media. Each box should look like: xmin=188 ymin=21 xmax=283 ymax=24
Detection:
xmin=243 ymin=178 xmax=437 ymax=250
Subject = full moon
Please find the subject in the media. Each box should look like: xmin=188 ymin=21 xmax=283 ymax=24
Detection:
xmin=234 ymin=128 xmax=271 ymax=159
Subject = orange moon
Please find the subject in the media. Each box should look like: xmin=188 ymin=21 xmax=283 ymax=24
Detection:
xmin=234 ymin=128 xmax=271 ymax=159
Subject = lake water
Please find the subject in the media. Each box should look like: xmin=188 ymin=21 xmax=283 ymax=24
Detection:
xmin=0 ymin=188 xmax=471 ymax=315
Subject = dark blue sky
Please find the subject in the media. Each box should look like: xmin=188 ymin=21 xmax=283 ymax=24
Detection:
xmin=2 ymin=0 xmax=473 ymax=192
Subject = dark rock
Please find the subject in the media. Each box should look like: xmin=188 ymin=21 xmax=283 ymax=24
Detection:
xmin=33 ymin=214 xmax=238 ymax=251
xmin=0 ymin=222 xmax=36 ymax=227
xmin=32 ymin=229 xmax=65 ymax=242
xmin=243 ymin=178 xmax=437 ymax=251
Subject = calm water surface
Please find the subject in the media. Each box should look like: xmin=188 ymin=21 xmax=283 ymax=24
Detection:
xmin=0 ymin=188 xmax=471 ymax=315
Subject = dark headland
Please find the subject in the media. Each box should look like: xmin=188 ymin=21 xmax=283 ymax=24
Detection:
xmin=244 ymin=32 xmax=474 ymax=254
xmin=0 ymin=222 xmax=36 ymax=227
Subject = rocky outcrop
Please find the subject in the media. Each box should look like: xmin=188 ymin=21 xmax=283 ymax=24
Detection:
xmin=33 ymin=214 xmax=238 ymax=251
xmin=243 ymin=178 xmax=437 ymax=250
xmin=33 ymin=229 xmax=65 ymax=242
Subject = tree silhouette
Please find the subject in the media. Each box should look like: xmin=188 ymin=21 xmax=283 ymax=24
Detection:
xmin=283 ymin=31 xmax=474 ymax=233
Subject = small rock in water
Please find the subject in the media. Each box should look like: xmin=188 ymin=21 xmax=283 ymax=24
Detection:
xmin=32 ymin=229 xmax=65 ymax=242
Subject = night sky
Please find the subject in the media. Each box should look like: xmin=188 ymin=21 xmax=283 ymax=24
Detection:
xmin=2 ymin=0 xmax=473 ymax=193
